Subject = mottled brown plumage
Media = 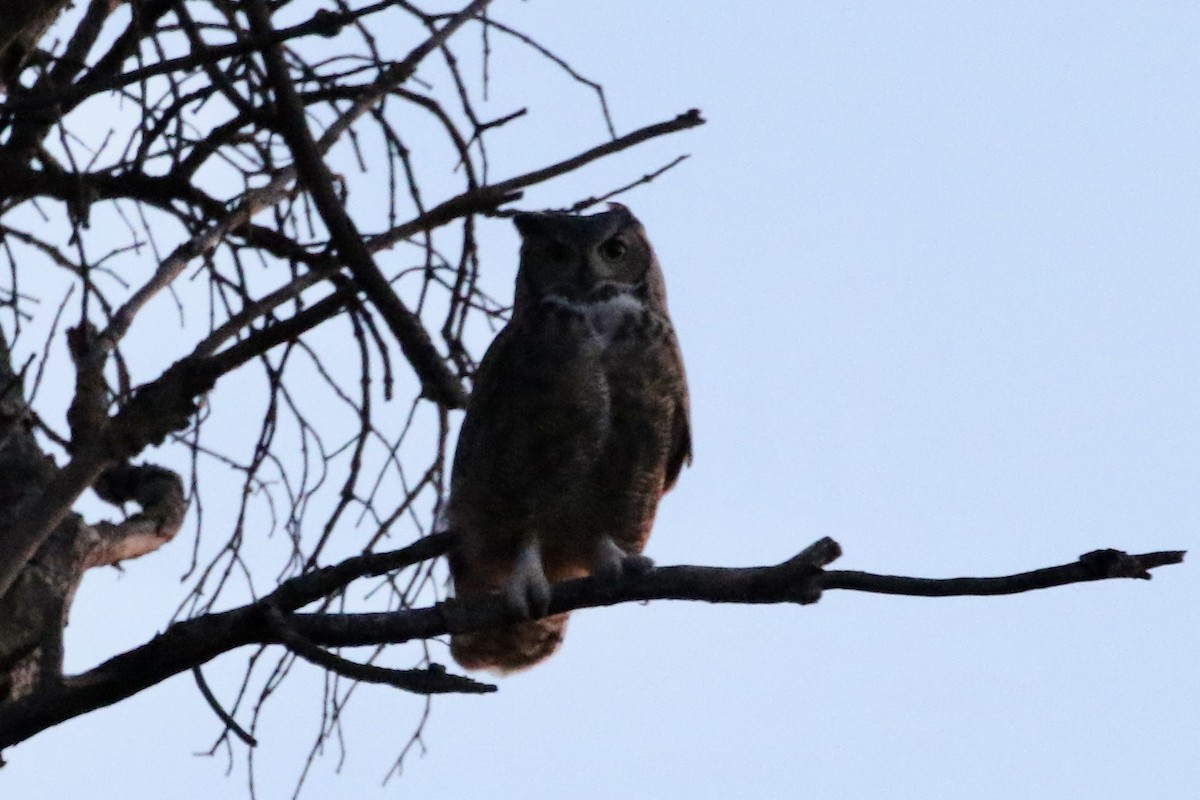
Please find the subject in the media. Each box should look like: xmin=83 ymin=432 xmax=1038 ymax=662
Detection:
xmin=447 ymin=205 xmax=691 ymax=672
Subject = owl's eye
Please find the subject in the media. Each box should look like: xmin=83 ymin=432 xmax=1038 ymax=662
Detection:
xmin=599 ymin=237 xmax=627 ymax=260
xmin=545 ymin=241 xmax=572 ymax=263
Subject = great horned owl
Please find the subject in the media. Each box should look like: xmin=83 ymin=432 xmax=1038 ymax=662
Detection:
xmin=447 ymin=205 xmax=691 ymax=672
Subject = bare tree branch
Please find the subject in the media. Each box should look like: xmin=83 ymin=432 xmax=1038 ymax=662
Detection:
xmin=191 ymin=666 xmax=258 ymax=748
xmin=86 ymin=462 xmax=186 ymax=568
xmin=264 ymin=604 xmax=495 ymax=695
xmin=365 ymin=109 xmax=707 ymax=253
xmin=0 ymin=538 xmax=1182 ymax=750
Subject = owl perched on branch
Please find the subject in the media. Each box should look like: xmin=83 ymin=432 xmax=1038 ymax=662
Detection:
xmin=447 ymin=205 xmax=692 ymax=672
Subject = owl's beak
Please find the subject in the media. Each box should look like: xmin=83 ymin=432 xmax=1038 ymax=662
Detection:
xmin=576 ymin=262 xmax=598 ymax=295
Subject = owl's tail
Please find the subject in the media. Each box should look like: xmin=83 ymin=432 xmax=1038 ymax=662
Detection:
xmin=450 ymin=613 xmax=570 ymax=674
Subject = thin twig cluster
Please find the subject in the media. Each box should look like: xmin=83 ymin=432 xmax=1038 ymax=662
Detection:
xmin=0 ymin=0 xmax=701 ymax=785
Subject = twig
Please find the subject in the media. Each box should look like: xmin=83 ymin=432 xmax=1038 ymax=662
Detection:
xmin=366 ymin=109 xmax=707 ymax=253
xmin=567 ymin=154 xmax=691 ymax=212
xmin=192 ymin=666 xmax=258 ymax=747
xmin=264 ymin=604 xmax=495 ymax=695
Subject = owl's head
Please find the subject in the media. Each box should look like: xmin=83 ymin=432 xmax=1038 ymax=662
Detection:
xmin=511 ymin=204 xmax=667 ymax=314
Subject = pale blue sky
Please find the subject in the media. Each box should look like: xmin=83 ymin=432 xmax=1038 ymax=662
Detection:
xmin=4 ymin=2 xmax=1197 ymax=798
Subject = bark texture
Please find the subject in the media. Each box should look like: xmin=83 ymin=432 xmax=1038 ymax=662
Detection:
xmin=0 ymin=331 xmax=185 ymax=702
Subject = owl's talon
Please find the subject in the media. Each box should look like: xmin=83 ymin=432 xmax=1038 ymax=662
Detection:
xmin=504 ymin=541 xmax=552 ymax=618
xmin=622 ymin=553 xmax=655 ymax=577
xmin=592 ymin=537 xmax=652 ymax=582
xmin=591 ymin=536 xmax=627 ymax=582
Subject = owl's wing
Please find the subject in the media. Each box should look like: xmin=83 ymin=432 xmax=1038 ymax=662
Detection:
xmin=449 ymin=310 xmax=609 ymax=531
xmin=450 ymin=323 xmax=521 ymax=498
xmin=446 ymin=323 xmax=520 ymax=592
xmin=661 ymin=331 xmax=692 ymax=494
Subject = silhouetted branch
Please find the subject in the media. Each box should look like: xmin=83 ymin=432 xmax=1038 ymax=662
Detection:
xmin=821 ymin=548 xmax=1183 ymax=596
xmin=367 ymin=109 xmax=707 ymax=252
xmin=191 ymin=667 xmax=258 ymax=748
xmin=0 ymin=2 xmax=398 ymax=115
xmin=264 ymin=604 xmax=494 ymax=695
xmin=567 ymin=154 xmax=691 ymax=212
xmin=0 ymin=537 xmax=1181 ymax=750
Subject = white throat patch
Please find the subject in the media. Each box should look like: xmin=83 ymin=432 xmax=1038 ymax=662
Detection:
xmin=545 ymin=293 xmax=644 ymax=346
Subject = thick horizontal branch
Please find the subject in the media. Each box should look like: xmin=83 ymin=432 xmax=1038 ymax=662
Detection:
xmin=0 ymin=538 xmax=1181 ymax=750
xmin=294 ymin=545 xmax=1187 ymax=648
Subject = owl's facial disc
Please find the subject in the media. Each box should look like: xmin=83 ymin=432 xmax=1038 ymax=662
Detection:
xmin=543 ymin=236 xmax=644 ymax=302
xmin=514 ymin=207 xmax=652 ymax=306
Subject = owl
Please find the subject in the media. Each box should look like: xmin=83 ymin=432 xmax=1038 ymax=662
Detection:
xmin=446 ymin=204 xmax=692 ymax=672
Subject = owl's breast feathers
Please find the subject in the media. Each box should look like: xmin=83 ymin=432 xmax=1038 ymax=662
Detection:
xmin=449 ymin=289 xmax=689 ymax=556
xmin=543 ymin=288 xmax=691 ymax=488
xmin=448 ymin=282 xmax=690 ymax=672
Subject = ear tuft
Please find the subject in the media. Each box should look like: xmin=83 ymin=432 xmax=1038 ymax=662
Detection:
xmin=604 ymin=202 xmax=639 ymax=227
xmin=513 ymin=212 xmax=545 ymax=238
